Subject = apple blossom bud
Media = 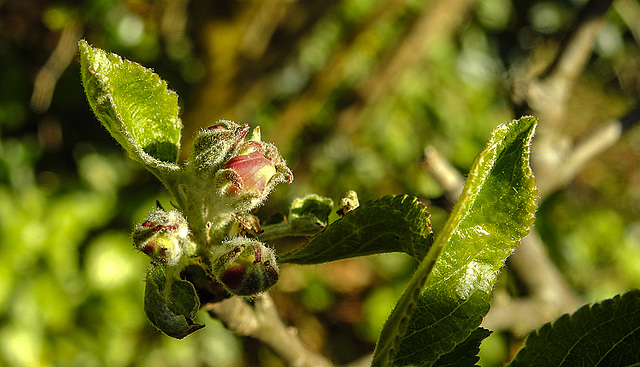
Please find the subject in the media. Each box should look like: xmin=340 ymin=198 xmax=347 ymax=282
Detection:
xmin=184 ymin=120 xmax=293 ymax=227
xmin=223 ymin=152 xmax=277 ymax=195
xmin=189 ymin=120 xmax=250 ymax=171
xmin=132 ymin=206 xmax=195 ymax=266
xmin=209 ymin=237 xmax=279 ymax=296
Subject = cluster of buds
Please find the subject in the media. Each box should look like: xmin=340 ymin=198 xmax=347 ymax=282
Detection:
xmin=132 ymin=205 xmax=196 ymax=266
xmin=134 ymin=120 xmax=292 ymax=298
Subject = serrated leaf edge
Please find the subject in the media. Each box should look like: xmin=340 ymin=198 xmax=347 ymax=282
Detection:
xmin=79 ymin=39 xmax=182 ymax=172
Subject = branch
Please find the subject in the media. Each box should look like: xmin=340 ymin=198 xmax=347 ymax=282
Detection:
xmin=204 ymin=294 xmax=333 ymax=367
xmin=486 ymin=1 xmax=640 ymax=337
xmin=514 ymin=0 xmax=613 ymax=124
xmin=422 ymin=146 xmax=464 ymax=202
xmin=31 ymin=22 xmax=83 ymax=113
xmin=537 ymin=106 xmax=640 ymax=194
xmin=614 ymin=0 xmax=640 ymax=44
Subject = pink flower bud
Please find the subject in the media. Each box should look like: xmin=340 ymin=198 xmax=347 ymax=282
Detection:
xmin=223 ymin=151 xmax=277 ymax=195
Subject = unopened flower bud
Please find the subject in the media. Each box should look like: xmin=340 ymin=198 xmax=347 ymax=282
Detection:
xmin=211 ymin=128 xmax=293 ymax=213
xmin=183 ymin=120 xmax=293 ymax=226
xmin=189 ymin=120 xmax=250 ymax=171
xmin=223 ymin=152 xmax=277 ymax=195
xmin=132 ymin=206 xmax=195 ymax=266
xmin=209 ymin=237 xmax=279 ymax=296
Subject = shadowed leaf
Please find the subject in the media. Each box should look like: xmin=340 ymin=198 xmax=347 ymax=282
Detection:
xmin=144 ymin=264 xmax=204 ymax=339
xmin=508 ymin=290 xmax=640 ymax=366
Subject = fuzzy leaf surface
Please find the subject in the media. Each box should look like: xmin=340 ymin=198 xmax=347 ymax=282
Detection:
xmin=508 ymin=290 xmax=640 ymax=366
xmin=79 ymin=40 xmax=182 ymax=169
xmin=279 ymin=195 xmax=433 ymax=264
xmin=144 ymin=264 xmax=204 ymax=339
xmin=372 ymin=117 xmax=538 ymax=366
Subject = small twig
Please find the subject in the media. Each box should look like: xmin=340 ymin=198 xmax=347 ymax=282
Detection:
xmin=422 ymin=146 xmax=465 ymax=202
xmin=31 ymin=22 xmax=83 ymax=113
xmin=483 ymin=231 xmax=583 ymax=336
xmin=540 ymin=0 xmax=613 ymax=84
xmin=614 ymin=0 xmax=640 ymax=44
xmin=204 ymin=294 xmax=333 ymax=367
xmin=515 ymin=0 xmax=613 ymax=125
xmin=537 ymin=114 xmax=623 ymax=194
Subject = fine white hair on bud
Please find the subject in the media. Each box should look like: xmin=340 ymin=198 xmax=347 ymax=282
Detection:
xmin=183 ymin=120 xmax=293 ymax=232
xmin=132 ymin=205 xmax=195 ymax=266
xmin=209 ymin=237 xmax=279 ymax=297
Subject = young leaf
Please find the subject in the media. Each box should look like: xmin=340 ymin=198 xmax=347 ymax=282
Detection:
xmin=78 ymin=40 xmax=182 ymax=170
xmin=278 ymin=195 xmax=434 ymax=264
xmin=372 ymin=117 xmax=538 ymax=366
xmin=289 ymin=194 xmax=334 ymax=226
xmin=259 ymin=194 xmax=334 ymax=240
xmin=144 ymin=263 xmax=204 ymax=339
xmin=507 ymin=290 xmax=640 ymax=366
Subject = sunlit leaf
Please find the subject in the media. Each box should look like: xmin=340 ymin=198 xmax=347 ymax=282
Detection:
xmin=372 ymin=116 xmax=538 ymax=366
xmin=79 ymin=39 xmax=182 ymax=170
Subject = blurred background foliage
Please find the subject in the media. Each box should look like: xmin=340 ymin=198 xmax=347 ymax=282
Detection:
xmin=1 ymin=0 xmax=639 ymax=366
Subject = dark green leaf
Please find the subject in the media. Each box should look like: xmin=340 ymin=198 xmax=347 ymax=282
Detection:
xmin=78 ymin=40 xmax=182 ymax=168
xmin=372 ymin=117 xmax=538 ymax=366
xmin=278 ymin=194 xmax=433 ymax=264
xmin=433 ymin=328 xmax=492 ymax=367
xmin=144 ymin=263 xmax=204 ymax=339
xmin=507 ymin=290 xmax=640 ymax=366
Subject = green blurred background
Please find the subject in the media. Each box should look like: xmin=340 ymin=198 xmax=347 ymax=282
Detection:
xmin=1 ymin=0 xmax=639 ymax=366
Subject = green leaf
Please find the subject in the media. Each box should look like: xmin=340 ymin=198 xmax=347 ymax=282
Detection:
xmin=432 ymin=328 xmax=492 ymax=367
xmin=507 ymin=290 xmax=640 ymax=366
xmin=259 ymin=194 xmax=334 ymax=240
xmin=278 ymin=194 xmax=434 ymax=264
xmin=144 ymin=263 xmax=204 ymax=339
xmin=78 ymin=39 xmax=182 ymax=169
xmin=289 ymin=194 xmax=333 ymax=225
xmin=372 ymin=117 xmax=538 ymax=366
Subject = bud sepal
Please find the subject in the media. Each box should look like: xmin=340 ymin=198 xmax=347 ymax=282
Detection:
xmin=209 ymin=237 xmax=279 ymax=296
